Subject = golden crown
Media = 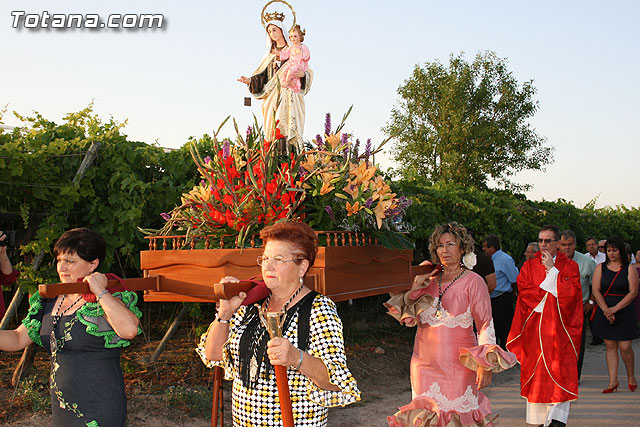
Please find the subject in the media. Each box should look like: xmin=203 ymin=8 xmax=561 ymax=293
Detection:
xmin=265 ymin=11 xmax=285 ymax=22
xmin=261 ymin=0 xmax=296 ymax=29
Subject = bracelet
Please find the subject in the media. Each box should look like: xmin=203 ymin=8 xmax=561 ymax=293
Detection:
xmin=215 ymin=314 xmax=230 ymax=324
xmin=294 ymin=349 xmax=304 ymax=370
xmin=96 ymin=289 xmax=109 ymax=302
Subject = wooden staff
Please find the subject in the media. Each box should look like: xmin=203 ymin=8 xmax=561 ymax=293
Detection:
xmin=38 ymin=277 xmax=258 ymax=301
xmin=259 ymin=310 xmax=295 ymax=427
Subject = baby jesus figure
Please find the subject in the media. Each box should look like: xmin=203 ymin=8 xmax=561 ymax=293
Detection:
xmin=279 ymin=24 xmax=310 ymax=93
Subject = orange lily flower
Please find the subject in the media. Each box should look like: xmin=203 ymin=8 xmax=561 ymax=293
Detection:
xmin=346 ymin=200 xmax=361 ymax=216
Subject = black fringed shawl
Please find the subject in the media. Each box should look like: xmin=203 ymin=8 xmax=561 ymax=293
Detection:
xmin=237 ymin=291 xmax=317 ymax=388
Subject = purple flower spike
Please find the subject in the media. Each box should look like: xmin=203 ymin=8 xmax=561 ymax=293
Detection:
xmin=353 ymin=139 xmax=360 ymax=158
xmin=246 ymin=125 xmax=253 ymax=139
xmin=315 ymin=134 xmax=323 ymax=148
xmin=364 ymin=197 xmax=373 ymax=208
xmin=341 ymin=133 xmax=349 ymax=156
xmin=222 ymin=140 xmax=230 ymax=159
xmin=160 ymin=212 xmax=171 ymax=222
xmin=324 ymin=113 xmax=332 ymax=135
xmin=324 ymin=205 xmax=336 ymax=222
xmin=204 ymin=156 xmax=212 ymax=164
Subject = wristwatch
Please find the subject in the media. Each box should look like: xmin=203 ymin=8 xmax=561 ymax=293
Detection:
xmin=588 ymin=299 xmax=594 ymax=305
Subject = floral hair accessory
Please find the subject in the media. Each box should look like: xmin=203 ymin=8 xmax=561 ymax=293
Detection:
xmin=462 ymin=252 xmax=477 ymax=269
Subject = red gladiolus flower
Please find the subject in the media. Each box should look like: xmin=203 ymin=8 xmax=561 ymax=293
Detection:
xmin=217 ymin=179 xmax=225 ymax=189
xmin=265 ymin=180 xmax=277 ymax=194
xmin=223 ymin=194 xmax=234 ymax=204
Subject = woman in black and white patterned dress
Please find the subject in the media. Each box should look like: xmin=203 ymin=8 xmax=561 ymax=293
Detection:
xmin=197 ymin=221 xmax=360 ymax=426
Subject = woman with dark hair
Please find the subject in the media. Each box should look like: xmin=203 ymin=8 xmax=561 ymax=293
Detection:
xmin=386 ymin=222 xmax=516 ymax=426
xmin=592 ymin=235 xmax=639 ymax=393
xmin=0 ymin=228 xmax=141 ymax=426
xmin=197 ymin=221 xmax=360 ymax=426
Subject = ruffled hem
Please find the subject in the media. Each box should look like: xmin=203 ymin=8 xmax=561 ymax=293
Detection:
xmin=385 ymin=287 xmax=435 ymax=327
xmin=458 ymin=344 xmax=517 ymax=374
xmin=388 ymin=395 xmax=497 ymax=427
xmin=307 ymin=359 xmax=361 ymax=408
xmin=22 ymin=293 xmax=44 ymax=347
xmin=76 ymin=290 xmax=142 ymax=348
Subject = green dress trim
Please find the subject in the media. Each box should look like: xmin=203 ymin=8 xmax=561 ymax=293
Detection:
xmin=22 ymin=293 xmax=44 ymax=347
xmin=21 ymin=291 xmax=143 ymax=349
xmin=76 ymin=291 xmax=143 ymax=348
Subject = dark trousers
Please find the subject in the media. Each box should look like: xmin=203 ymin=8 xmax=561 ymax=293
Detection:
xmin=578 ymin=311 xmax=588 ymax=379
xmin=491 ymin=291 xmax=514 ymax=349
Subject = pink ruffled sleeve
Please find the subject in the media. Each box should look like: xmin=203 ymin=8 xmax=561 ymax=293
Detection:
xmin=280 ymin=47 xmax=290 ymax=61
xmin=384 ymin=284 xmax=434 ymax=327
xmin=458 ymin=275 xmax=517 ymax=373
xmin=301 ymin=44 xmax=310 ymax=62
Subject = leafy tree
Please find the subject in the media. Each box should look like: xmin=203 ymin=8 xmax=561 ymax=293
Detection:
xmin=385 ymin=51 xmax=553 ymax=190
xmin=0 ymin=105 xmax=211 ymax=293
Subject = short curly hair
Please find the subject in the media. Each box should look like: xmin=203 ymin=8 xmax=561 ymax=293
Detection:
xmin=428 ymin=222 xmax=475 ymax=265
xmin=259 ymin=221 xmax=318 ymax=270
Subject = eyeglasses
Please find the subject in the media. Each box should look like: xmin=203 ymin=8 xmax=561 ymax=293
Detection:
xmin=436 ymin=242 xmax=458 ymax=250
xmin=598 ymin=245 xmax=605 ymax=249
xmin=256 ymin=256 xmax=300 ymax=267
xmin=537 ymin=238 xmax=557 ymax=244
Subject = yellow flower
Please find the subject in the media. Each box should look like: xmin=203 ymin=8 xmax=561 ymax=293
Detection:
xmin=350 ymin=161 xmax=377 ymax=186
xmin=299 ymin=154 xmax=316 ymax=173
xmin=319 ymin=180 xmax=335 ymax=195
xmin=346 ymin=200 xmax=361 ymax=216
xmin=325 ymin=133 xmax=341 ymax=151
xmin=343 ymin=182 xmax=360 ymax=200
xmin=373 ymin=198 xmax=394 ymax=228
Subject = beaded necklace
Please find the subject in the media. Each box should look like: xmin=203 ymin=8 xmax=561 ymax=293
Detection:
xmin=435 ymin=268 xmax=466 ymax=319
xmin=261 ymin=281 xmax=304 ymax=313
xmin=49 ymin=295 xmax=83 ymax=353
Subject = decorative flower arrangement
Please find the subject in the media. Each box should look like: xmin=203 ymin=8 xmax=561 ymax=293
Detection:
xmin=152 ymin=112 xmax=413 ymax=249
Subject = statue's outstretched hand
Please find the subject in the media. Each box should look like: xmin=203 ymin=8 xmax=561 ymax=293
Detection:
xmin=238 ymin=76 xmax=250 ymax=85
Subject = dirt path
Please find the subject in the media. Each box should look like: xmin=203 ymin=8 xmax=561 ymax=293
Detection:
xmin=3 ymin=327 xmax=639 ymax=426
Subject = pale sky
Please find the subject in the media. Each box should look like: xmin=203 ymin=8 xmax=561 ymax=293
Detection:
xmin=2 ymin=1 xmax=638 ymax=208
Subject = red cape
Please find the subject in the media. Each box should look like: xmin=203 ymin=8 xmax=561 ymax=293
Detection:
xmin=507 ymin=251 xmax=582 ymax=403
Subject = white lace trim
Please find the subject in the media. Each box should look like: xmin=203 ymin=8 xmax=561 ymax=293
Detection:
xmin=478 ymin=319 xmax=497 ymax=346
xmin=418 ymin=382 xmax=479 ymax=413
xmin=418 ymin=298 xmax=473 ymax=329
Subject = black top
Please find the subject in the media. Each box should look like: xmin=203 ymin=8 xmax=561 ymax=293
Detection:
xmin=592 ymin=264 xmax=637 ymax=341
xmin=23 ymin=292 xmax=141 ymax=427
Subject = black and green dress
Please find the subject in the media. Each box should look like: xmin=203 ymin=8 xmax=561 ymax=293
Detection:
xmin=22 ymin=292 xmax=142 ymax=427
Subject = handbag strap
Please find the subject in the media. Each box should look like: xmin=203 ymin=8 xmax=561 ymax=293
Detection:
xmin=602 ymin=266 xmax=623 ymax=298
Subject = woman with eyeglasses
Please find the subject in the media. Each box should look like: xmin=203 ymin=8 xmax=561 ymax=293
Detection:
xmin=386 ymin=222 xmax=516 ymax=426
xmin=196 ymin=221 xmax=360 ymax=426
xmin=591 ymin=236 xmax=639 ymax=393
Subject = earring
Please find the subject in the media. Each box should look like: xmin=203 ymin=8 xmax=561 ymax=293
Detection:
xmin=299 ymin=277 xmax=304 ymax=286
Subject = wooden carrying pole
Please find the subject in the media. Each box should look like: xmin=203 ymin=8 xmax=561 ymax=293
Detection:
xmin=38 ymin=277 xmax=257 ymax=300
xmin=275 ymin=365 xmax=294 ymax=427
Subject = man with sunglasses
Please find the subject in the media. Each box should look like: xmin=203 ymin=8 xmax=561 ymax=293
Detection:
xmin=507 ymin=225 xmax=582 ymax=427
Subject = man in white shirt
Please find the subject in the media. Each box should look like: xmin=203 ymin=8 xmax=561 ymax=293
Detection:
xmin=585 ymin=237 xmax=605 ymax=264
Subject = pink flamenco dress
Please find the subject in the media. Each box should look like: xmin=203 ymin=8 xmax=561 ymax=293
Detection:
xmin=385 ymin=271 xmax=517 ymax=427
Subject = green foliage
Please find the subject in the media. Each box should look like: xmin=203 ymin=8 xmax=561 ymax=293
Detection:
xmin=385 ymin=51 xmax=553 ymax=191
xmin=398 ymin=176 xmax=640 ymax=264
xmin=0 ymin=105 xmax=210 ymax=293
xmin=17 ymin=376 xmax=51 ymax=412
xmin=162 ymin=384 xmax=212 ymax=417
